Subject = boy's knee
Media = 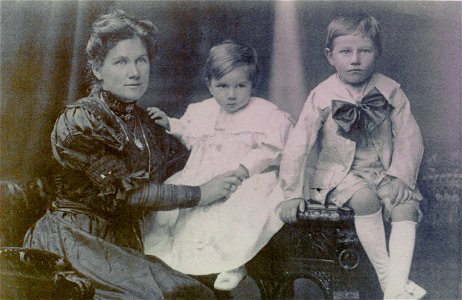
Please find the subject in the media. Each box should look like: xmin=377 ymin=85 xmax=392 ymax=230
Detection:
xmin=390 ymin=203 xmax=418 ymax=222
xmin=346 ymin=188 xmax=381 ymax=215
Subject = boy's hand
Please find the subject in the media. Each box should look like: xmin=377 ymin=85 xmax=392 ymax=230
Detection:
xmin=388 ymin=177 xmax=413 ymax=206
xmin=147 ymin=107 xmax=170 ymax=131
xmin=278 ymin=198 xmax=305 ymax=224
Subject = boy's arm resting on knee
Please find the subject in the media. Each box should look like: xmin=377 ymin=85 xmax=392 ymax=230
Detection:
xmin=277 ymin=198 xmax=305 ymax=224
xmin=383 ymin=175 xmax=413 ymax=206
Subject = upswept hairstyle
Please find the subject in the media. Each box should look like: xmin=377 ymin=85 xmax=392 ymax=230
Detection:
xmin=86 ymin=10 xmax=158 ymax=94
xmin=326 ymin=14 xmax=382 ymax=56
xmin=205 ymin=40 xmax=260 ymax=88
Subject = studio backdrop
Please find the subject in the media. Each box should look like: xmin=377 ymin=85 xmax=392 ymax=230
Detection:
xmin=1 ymin=1 xmax=460 ymax=180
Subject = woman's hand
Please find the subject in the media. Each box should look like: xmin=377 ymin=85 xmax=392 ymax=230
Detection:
xmin=278 ymin=198 xmax=305 ymax=224
xmin=147 ymin=107 xmax=170 ymax=131
xmin=199 ymin=170 xmax=243 ymax=206
xmin=388 ymin=177 xmax=413 ymax=206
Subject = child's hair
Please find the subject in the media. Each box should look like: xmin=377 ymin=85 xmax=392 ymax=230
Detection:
xmin=326 ymin=14 xmax=382 ymax=55
xmin=205 ymin=40 xmax=259 ymax=87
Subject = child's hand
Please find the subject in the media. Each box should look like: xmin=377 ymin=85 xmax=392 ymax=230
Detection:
xmin=235 ymin=165 xmax=249 ymax=181
xmin=278 ymin=198 xmax=305 ymax=224
xmin=147 ymin=107 xmax=170 ymax=131
xmin=388 ymin=177 xmax=413 ymax=206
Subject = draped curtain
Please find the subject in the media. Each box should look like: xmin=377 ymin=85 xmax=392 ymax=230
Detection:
xmin=1 ymin=1 xmax=461 ymax=180
xmin=0 ymin=1 xmax=276 ymax=179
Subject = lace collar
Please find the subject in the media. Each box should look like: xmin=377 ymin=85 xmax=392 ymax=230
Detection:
xmin=100 ymin=91 xmax=137 ymax=121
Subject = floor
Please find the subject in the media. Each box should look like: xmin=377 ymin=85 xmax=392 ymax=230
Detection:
xmin=226 ymin=221 xmax=461 ymax=300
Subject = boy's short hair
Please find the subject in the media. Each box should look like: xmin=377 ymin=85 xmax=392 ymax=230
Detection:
xmin=326 ymin=14 xmax=382 ymax=55
xmin=205 ymin=40 xmax=259 ymax=87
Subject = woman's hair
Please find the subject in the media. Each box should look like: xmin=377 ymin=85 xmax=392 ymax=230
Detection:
xmin=326 ymin=14 xmax=382 ymax=55
xmin=86 ymin=10 xmax=158 ymax=94
xmin=205 ymin=40 xmax=259 ymax=87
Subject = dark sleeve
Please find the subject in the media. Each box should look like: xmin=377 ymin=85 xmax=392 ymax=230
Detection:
xmin=52 ymin=104 xmax=201 ymax=210
xmin=163 ymin=129 xmax=190 ymax=180
xmin=127 ymin=183 xmax=200 ymax=210
xmin=138 ymin=108 xmax=190 ymax=181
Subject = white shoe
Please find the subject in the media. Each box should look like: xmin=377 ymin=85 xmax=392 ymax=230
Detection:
xmin=384 ymin=281 xmax=427 ymax=300
xmin=405 ymin=280 xmax=427 ymax=299
xmin=389 ymin=291 xmax=417 ymax=299
xmin=384 ymin=221 xmax=418 ymax=298
xmin=213 ymin=266 xmax=247 ymax=291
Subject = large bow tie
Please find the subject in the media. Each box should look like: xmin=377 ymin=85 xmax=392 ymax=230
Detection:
xmin=332 ymin=88 xmax=393 ymax=139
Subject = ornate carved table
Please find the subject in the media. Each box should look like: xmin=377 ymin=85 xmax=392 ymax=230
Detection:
xmin=247 ymin=201 xmax=374 ymax=299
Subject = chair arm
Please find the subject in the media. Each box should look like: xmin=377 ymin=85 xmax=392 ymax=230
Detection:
xmin=0 ymin=247 xmax=94 ymax=299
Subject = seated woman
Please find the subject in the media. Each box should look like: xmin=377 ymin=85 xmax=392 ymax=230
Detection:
xmin=23 ymin=10 xmax=242 ymax=299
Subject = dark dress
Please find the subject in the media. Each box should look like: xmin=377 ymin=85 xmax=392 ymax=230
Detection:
xmin=23 ymin=92 xmax=215 ymax=299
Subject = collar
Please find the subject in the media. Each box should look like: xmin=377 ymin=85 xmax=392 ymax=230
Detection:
xmin=315 ymin=73 xmax=401 ymax=109
xmin=100 ymin=91 xmax=137 ymax=121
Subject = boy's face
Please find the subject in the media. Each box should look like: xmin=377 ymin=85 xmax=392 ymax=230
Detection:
xmin=207 ymin=65 xmax=252 ymax=113
xmin=325 ymin=33 xmax=377 ymax=86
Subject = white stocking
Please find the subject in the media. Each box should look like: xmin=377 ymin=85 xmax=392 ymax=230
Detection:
xmin=384 ymin=221 xmax=425 ymax=299
xmin=354 ymin=209 xmax=389 ymax=292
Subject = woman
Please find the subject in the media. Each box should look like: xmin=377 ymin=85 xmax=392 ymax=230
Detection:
xmin=23 ymin=10 xmax=242 ymax=299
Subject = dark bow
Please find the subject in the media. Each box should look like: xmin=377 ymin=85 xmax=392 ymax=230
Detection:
xmin=332 ymin=88 xmax=393 ymax=140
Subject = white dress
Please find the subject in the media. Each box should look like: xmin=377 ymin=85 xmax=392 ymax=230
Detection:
xmin=143 ymin=97 xmax=293 ymax=275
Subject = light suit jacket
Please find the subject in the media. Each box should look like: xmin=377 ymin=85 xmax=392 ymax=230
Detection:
xmin=279 ymin=73 xmax=424 ymax=204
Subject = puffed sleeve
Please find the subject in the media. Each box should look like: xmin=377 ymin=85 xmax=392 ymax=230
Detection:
xmin=279 ymin=91 xmax=324 ymax=201
xmin=52 ymin=105 xmax=128 ymax=194
xmin=386 ymin=88 xmax=424 ymax=189
xmin=239 ymin=109 xmax=294 ymax=176
xmin=165 ymin=104 xmax=197 ymax=150
xmin=52 ymin=104 xmax=201 ymax=210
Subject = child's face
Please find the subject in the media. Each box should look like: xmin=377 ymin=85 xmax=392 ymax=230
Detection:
xmin=207 ymin=65 xmax=252 ymax=113
xmin=325 ymin=33 xmax=377 ymax=86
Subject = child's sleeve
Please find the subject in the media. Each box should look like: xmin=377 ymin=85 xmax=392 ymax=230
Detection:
xmin=279 ymin=92 xmax=324 ymax=201
xmin=165 ymin=106 xmax=194 ymax=149
xmin=239 ymin=109 xmax=293 ymax=176
xmin=386 ymin=88 xmax=424 ymax=189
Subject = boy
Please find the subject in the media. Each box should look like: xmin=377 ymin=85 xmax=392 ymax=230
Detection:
xmin=278 ymin=15 xmax=426 ymax=299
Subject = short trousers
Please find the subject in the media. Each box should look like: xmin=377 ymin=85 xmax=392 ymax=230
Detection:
xmin=328 ymin=169 xmax=423 ymax=221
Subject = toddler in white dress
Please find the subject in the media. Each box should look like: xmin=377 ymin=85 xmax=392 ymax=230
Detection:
xmin=143 ymin=40 xmax=293 ymax=290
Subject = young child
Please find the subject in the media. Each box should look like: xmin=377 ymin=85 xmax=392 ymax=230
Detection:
xmin=278 ymin=15 xmax=426 ymax=299
xmin=143 ymin=40 xmax=293 ymax=291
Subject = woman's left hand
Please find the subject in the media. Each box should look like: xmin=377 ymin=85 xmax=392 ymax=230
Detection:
xmin=198 ymin=170 xmax=243 ymax=206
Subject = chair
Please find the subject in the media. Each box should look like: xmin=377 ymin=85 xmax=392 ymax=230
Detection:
xmin=0 ymin=179 xmax=95 ymax=299
xmin=0 ymin=247 xmax=95 ymax=299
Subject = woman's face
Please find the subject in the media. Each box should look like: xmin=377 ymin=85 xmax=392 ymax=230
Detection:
xmin=92 ymin=36 xmax=150 ymax=102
